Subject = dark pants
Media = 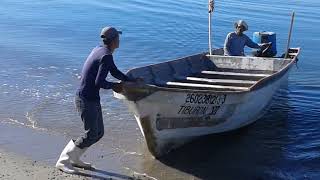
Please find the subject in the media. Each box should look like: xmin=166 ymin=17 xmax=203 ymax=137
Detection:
xmin=74 ymin=95 xmax=104 ymax=149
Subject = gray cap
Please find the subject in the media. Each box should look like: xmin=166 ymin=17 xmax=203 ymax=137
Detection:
xmin=234 ymin=20 xmax=248 ymax=31
xmin=100 ymin=26 xmax=122 ymax=41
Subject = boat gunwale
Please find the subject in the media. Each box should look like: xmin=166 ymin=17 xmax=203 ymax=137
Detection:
xmin=124 ymin=48 xmax=300 ymax=95
xmin=249 ymin=47 xmax=300 ymax=91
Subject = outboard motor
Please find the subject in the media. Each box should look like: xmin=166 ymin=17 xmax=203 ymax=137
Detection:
xmin=252 ymin=32 xmax=277 ymax=57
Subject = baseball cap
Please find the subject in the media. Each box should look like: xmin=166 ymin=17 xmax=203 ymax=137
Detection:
xmin=234 ymin=20 xmax=248 ymax=31
xmin=100 ymin=26 xmax=122 ymax=41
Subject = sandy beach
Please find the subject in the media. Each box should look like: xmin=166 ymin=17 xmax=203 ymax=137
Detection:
xmin=0 ymin=148 xmax=89 ymax=180
xmin=0 ymin=146 xmax=155 ymax=180
xmin=0 ymin=123 xmax=149 ymax=180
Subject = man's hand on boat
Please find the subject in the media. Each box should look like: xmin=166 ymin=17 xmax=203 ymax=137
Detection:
xmin=112 ymin=78 xmax=145 ymax=93
xmin=260 ymin=42 xmax=272 ymax=49
xmin=112 ymin=82 xmax=124 ymax=93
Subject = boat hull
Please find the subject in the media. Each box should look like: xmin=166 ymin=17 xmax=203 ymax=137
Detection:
xmin=116 ymin=69 xmax=289 ymax=157
xmin=115 ymin=48 xmax=300 ymax=157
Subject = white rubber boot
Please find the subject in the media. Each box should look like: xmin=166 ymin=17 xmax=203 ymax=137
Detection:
xmin=70 ymin=147 xmax=93 ymax=169
xmin=55 ymin=140 xmax=78 ymax=174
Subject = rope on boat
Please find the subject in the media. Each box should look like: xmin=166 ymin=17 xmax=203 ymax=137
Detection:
xmin=208 ymin=0 xmax=214 ymax=13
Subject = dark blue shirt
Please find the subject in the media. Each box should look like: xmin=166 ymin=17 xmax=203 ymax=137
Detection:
xmin=224 ymin=32 xmax=261 ymax=56
xmin=77 ymin=45 xmax=130 ymax=101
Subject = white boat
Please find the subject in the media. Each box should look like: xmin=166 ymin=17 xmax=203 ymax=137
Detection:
xmin=113 ymin=1 xmax=300 ymax=158
xmin=114 ymin=47 xmax=300 ymax=157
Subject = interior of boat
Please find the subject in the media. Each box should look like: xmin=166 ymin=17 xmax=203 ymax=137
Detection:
xmin=127 ymin=48 xmax=298 ymax=91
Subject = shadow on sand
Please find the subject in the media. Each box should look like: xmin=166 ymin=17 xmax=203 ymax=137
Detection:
xmin=75 ymin=168 xmax=134 ymax=180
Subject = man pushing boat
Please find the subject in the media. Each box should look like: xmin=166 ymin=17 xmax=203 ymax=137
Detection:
xmin=55 ymin=26 xmax=136 ymax=174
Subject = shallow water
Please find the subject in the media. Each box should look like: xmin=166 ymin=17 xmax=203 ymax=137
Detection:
xmin=1 ymin=0 xmax=320 ymax=179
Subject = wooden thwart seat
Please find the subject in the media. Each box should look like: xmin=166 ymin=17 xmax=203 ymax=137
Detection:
xmin=185 ymin=77 xmax=257 ymax=84
xmin=201 ymin=71 xmax=271 ymax=77
xmin=166 ymin=81 xmax=249 ymax=91
xmin=288 ymin=53 xmax=298 ymax=56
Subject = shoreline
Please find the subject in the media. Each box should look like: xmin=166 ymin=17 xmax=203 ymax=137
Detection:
xmin=0 ymin=148 xmax=88 ymax=180
xmin=0 ymin=123 xmax=140 ymax=180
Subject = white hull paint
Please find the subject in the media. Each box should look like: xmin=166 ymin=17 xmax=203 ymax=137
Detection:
xmin=117 ymin=72 xmax=288 ymax=157
xmin=114 ymin=48 xmax=300 ymax=157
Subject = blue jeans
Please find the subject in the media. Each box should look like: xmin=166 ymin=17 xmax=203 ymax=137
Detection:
xmin=74 ymin=95 xmax=104 ymax=149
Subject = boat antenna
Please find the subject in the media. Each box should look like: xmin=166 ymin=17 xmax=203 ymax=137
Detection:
xmin=285 ymin=11 xmax=295 ymax=59
xmin=208 ymin=0 xmax=214 ymax=55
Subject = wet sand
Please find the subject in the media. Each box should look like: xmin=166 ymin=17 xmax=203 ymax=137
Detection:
xmin=0 ymin=123 xmax=146 ymax=180
xmin=0 ymin=148 xmax=89 ymax=180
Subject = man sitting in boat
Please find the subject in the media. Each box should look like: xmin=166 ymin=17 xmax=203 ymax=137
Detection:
xmin=224 ymin=20 xmax=268 ymax=56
